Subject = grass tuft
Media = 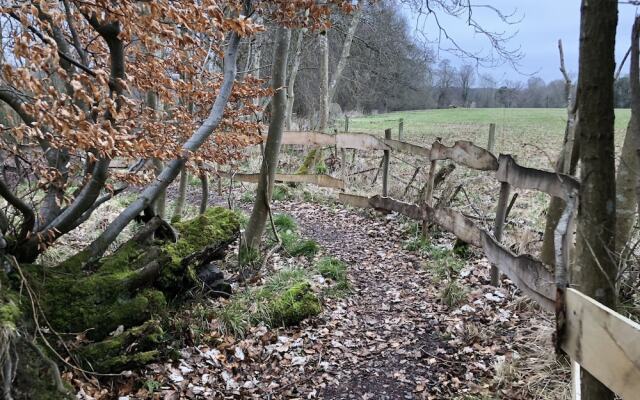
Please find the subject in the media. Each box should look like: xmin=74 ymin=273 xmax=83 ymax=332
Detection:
xmin=440 ymin=280 xmax=467 ymax=307
xmin=316 ymin=257 xmax=349 ymax=289
xmin=215 ymin=268 xmax=321 ymax=337
xmin=273 ymin=214 xmax=297 ymax=232
xmin=272 ymin=184 xmax=290 ymax=201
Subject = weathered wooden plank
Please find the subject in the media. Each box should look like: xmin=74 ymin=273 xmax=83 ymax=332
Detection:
xmin=368 ymin=195 xmax=424 ymax=220
xmin=365 ymin=195 xmax=554 ymax=310
xmin=279 ymin=131 xmax=336 ymax=146
xmin=430 ymin=140 xmax=499 ymax=171
xmin=273 ymin=131 xmax=388 ymax=151
xmin=496 ymin=154 xmax=579 ymax=200
xmin=368 ymin=196 xmax=482 ymax=247
xmin=384 ymin=139 xmax=431 ymax=158
xmin=480 ymin=232 xmax=556 ymax=312
xmin=336 ymin=133 xmax=388 ymax=151
xmin=220 ymin=172 xmax=344 ymax=189
xmin=338 ymin=193 xmax=372 ymax=209
xmin=562 ymin=288 xmax=640 ymax=399
xmin=428 ymin=205 xmax=483 ymax=247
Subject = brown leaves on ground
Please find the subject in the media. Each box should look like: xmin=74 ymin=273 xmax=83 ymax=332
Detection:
xmin=72 ymin=198 xmax=566 ymax=399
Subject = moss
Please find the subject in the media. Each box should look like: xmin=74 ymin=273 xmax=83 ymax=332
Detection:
xmin=168 ymin=207 xmax=239 ymax=260
xmin=79 ymin=320 xmax=164 ymax=372
xmin=216 ymin=269 xmax=321 ymax=336
xmin=270 ymin=282 xmax=321 ymax=326
xmin=160 ymin=207 xmax=239 ymax=290
xmin=297 ymin=148 xmax=318 ymax=175
xmin=0 ymin=290 xmax=21 ymax=329
xmin=94 ymin=350 xmax=160 ymax=372
xmin=13 ymin=340 xmax=74 ymax=400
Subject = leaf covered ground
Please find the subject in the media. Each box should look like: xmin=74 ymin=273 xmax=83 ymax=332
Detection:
xmin=74 ymin=197 xmax=568 ymax=399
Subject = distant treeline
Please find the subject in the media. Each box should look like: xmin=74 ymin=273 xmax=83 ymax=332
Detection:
xmin=282 ymin=2 xmax=630 ymax=120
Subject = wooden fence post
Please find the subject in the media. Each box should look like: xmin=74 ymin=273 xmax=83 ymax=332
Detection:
xmin=345 ymin=115 xmax=349 ymax=133
xmin=382 ymin=128 xmax=391 ymax=196
xmin=341 ymin=148 xmax=347 ymax=184
xmin=398 ymin=118 xmax=404 ymax=141
xmin=490 ymin=181 xmax=511 ymax=286
xmin=487 ymin=123 xmax=496 ymax=153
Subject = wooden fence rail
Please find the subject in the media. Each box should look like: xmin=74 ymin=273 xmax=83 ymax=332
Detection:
xmin=238 ymin=128 xmax=638 ymax=399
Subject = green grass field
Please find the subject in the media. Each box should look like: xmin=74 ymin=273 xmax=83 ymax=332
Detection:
xmin=344 ymin=108 xmax=631 ymax=169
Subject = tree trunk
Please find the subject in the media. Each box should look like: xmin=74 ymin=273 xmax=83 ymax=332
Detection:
xmin=152 ymin=159 xmax=167 ymax=218
xmin=172 ymin=167 xmax=188 ymax=223
xmin=199 ymin=168 xmax=209 ymax=215
xmin=244 ymin=27 xmax=291 ymax=254
xmin=540 ymin=39 xmax=579 ymax=266
xmin=616 ymin=16 xmax=640 ymax=255
xmin=574 ymin=1 xmax=618 ymax=398
xmin=297 ymin=31 xmax=328 ymax=173
xmin=327 ymin=2 xmax=363 ymax=103
xmin=146 ymin=88 xmax=167 ymax=219
xmin=285 ymin=29 xmax=304 ymax=130
xmin=319 ymin=32 xmax=329 ymax=132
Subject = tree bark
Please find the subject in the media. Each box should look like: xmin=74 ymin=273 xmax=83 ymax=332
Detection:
xmin=86 ymin=31 xmax=242 ymax=259
xmin=540 ymin=40 xmax=579 ymax=266
xmin=285 ymin=29 xmax=304 ymax=130
xmin=328 ymin=3 xmax=363 ymax=103
xmin=244 ymin=27 xmax=291 ymax=253
xmin=574 ymin=1 xmax=618 ymax=398
xmin=319 ymin=32 xmax=329 ymax=132
xmin=199 ymin=164 xmax=209 ymax=215
xmin=172 ymin=167 xmax=189 ymax=223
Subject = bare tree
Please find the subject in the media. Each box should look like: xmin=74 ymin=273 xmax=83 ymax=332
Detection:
xmin=573 ymin=1 xmax=618 ymax=398
xmin=328 ymin=2 xmax=364 ymax=103
xmin=435 ymin=59 xmax=456 ymax=108
xmin=286 ymin=29 xmax=305 ymax=130
xmin=243 ymin=27 xmax=291 ymax=257
xmin=540 ymin=39 xmax=579 ymax=266
xmin=458 ymin=64 xmax=474 ymax=107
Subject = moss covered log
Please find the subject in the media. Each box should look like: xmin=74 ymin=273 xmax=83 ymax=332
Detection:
xmin=2 ymin=206 xmax=239 ymax=386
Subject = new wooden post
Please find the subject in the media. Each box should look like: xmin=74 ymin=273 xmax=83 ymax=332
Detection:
xmin=398 ymin=118 xmax=404 ymax=141
xmin=487 ymin=123 xmax=496 ymax=153
xmin=490 ymin=181 xmax=511 ymax=286
xmin=382 ymin=128 xmax=391 ymax=196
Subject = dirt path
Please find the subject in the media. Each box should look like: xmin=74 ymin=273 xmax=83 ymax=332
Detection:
xmin=135 ymin=199 xmax=555 ymax=400
xmin=281 ymin=202 xmax=441 ymax=399
xmin=273 ymin=200 xmax=523 ymax=400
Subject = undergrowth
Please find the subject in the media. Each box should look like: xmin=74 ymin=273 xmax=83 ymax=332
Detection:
xmin=316 ymin=257 xmax=350 ymax=296
xmin=269 ymin=214 xmax=319 ymax=259
xmin=404 ymin=235 xmax=467 ymax=307
xmin=215 ymin=268 xmax=321 ymax=337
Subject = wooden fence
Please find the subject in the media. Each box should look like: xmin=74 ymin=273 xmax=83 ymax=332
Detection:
xmin=229 ymin=128 xmax=639 ymax=399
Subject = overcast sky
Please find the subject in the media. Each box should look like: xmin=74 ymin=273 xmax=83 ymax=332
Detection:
xmin=403 ymin=1 xmax=638 ymax=85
